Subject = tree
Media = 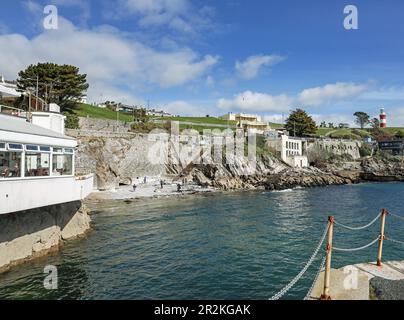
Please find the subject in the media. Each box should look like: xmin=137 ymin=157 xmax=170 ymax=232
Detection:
xmin=353 ymin=111 xmax=370 ymax=129
xmin=17 ymin=62 xmax=89 ymax=111
xmin=133 ymin=108 xmax=148 ymax=123
xmin=370 ymin=117 xmax=380 ymax=130
xmin=285 ymin=108 xmax=317 ymax=137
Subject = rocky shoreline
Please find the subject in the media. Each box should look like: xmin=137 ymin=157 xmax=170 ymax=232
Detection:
xmin=72 ymin=133 xmax=403 ymax=198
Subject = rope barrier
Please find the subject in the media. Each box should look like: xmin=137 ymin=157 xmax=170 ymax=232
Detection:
xmin=333 ymin=237 xmax=380 ymax=252
xmin=386 ymin=236 xmax=404 ymax=246
xmin=389 ymin=212 xmax=404 ymax=221
xmin=334 ymin=213 xmax=381 ymax=231
xmin=269 ymin=224 xmax=328 ymax=300
xmin=304 ymin=254 xmax=326 ymax=300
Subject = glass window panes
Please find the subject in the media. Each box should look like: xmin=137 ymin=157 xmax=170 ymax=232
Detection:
xmin=52 ymin=154 xmax=73 ymax=176
xmin=40 ymin=146 xmax=51 ymax=152
xmin=8 ymin=143 xmax=23 ymax=151
xmin=26 ymin=145 xmax=39 ymax=151
xmin=25 ymin=152 xmax=50 ymax=177
xmin=0 ymin=151 xmax=22 ymax=178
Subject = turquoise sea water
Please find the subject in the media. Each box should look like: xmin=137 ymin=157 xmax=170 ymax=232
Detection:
xmin=0 ymin=182 xmax=403 ymax=300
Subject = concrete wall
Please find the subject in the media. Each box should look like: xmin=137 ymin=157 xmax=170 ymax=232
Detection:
xmin=31 ymin=112 xmax=66 ymax=135
xmin=0 ymin=201 xmax=91 ymax=273
xmin=307 ymin=139 xmax=362 ymax=160
xmin=0 ymin=175 xmax=94 ymax=214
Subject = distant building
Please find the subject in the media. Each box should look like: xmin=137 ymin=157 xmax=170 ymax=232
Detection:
xmin=338 ymin=123 xmax=350 ymax=129
xmin=267 ymin=135 xmax=309 ymax=168
xmin=378 ymin=139 xmax=403 ymax=156
xmin=146 ymin=109 xmax=172 ymax=117
xmin=221 ymin=112 xmax=269 ymax=134
xmin=0 ymin=75 xmax=20 ymax=100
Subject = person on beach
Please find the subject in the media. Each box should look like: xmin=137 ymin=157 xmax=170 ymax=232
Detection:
xmin=177 ymin=183 xmax=182 ymax=193
xmin=133 ymin=184 xmax=137 ymax=192
xmin=144 ymin=176 xmax=147 ymax=184
xmin=160 ymin=180 xmax=164 ymax=189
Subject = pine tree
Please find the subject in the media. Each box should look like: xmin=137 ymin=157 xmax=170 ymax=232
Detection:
xmin=285 ymin=109 xmax=317 ymax=137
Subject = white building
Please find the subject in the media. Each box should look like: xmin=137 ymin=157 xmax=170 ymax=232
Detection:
xmin=221 ymin=113 xmax=269 ymax=134
xmin=267 ymin=135 xmax=309 ymax=168
xmin=0 ymin=76 xmax=20 ymax=99
xmin=0 ymin=108 xmax=93 ymax=214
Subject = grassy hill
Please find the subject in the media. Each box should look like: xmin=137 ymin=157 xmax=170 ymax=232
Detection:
xmin=72 ymin=104 xmax=403 ymax=137
xmin=73 ymin=103 xmax=134 ymax=122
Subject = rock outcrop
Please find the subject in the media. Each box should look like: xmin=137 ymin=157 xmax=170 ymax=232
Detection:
xmin=264 ymin=168 xmax=349 ymax=191
xmin=0 ymin=201 xmax=91 ymax=273
xmin=323 ymin=158 xmax=404 ymax=183
xmin=71 ymin=131 xmax=404 ymax=192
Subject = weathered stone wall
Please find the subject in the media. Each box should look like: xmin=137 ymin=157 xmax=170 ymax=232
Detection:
xmin=307 ymin=139 xmax=362 ymax=160
xmin=78 ymin=117 xmax=133 ymax=133
xmin=0 ymin=201 xmax=91 ymax=273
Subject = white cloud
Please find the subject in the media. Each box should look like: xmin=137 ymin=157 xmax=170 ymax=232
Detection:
xmin=298 ymin=82 xmax=368 ymax=107
xmin=361 ymin=86 xmax=404 ymax=101
xmin=387 ymin=107 xmax=404 ymax=127
xmin=114 ymin=0 xmax=214 ymax=35
xmin=163 ymin=100 xmax=213 ymax=117
xmin=0 ymin=17 xmax=219 ymax=104
xmin=235 ymin=54 xmax=285 ymax=80
xmin=217 ymin=91 xmax=293 ymax=112
xmin=217 ymin=82 xmax=369 ymax=114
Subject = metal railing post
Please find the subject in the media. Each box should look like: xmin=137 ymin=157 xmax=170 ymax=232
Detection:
xmin=321 ymin=216 xmax=334 ymax=300
xmin=377 ymin=209 xmax=388 ymax=267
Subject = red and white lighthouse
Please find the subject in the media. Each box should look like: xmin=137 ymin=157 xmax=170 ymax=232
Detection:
xmin=379 ymin=108 xmax=387 ymax=128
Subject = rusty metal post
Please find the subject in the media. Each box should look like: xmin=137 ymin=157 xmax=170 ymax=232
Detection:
xmin=377 ymin=209 xmax=388 ymax=267
xmin=321 ymin=216 xmax=334 ymax=300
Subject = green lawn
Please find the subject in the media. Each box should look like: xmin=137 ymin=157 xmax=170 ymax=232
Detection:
xmin=155 ymin=116 xmax=238 ymax=126
xmin=72 ymin=103 xmax=134 ymax=122
xmin=316 ymin=127 xmax=404 ymax=139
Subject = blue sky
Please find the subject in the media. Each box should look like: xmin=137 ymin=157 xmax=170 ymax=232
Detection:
xmin=1 ymin=0 xmax=404 ymax=126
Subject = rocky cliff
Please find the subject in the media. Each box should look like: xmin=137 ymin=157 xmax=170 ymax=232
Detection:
xmin=323 ymin=158 xmax=404 ymax=183
xmin=72 ymin=132 xmax=404 ymax=192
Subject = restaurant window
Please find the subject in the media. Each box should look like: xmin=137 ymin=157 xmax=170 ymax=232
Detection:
xmin=0 ymin=150 xmax=22 ymax=178
xmin=52 ymin=154 xmax=73 ymax=176
xmin=8 ymin=143 xmax=23 ymax=151
xmin=25 ymin=152 xmax=50 ymax=177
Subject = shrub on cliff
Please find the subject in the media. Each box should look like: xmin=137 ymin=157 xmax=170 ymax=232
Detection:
xmin=64 ymin=112 xmax=80 ymax=129
xmin=359 ymin=144 xmax=373 ymax=157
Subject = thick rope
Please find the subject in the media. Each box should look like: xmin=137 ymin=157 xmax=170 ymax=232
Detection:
xmin=334 ymin=213 xmax=381 ymax=231
xmin=269 ymin=224 xmax=328 ymax=300
xmin=304 ymin=254 xmax=326 ymax=300
xmin=386 ymin=236 xmax=404 ymax=246
xmin=333 ymin=237 xmax=379 ymax=252
xmin=389 ymin=213 xmax=404 ymax=221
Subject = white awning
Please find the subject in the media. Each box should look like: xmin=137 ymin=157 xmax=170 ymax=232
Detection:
xmin=0 ymin=84 xmax=20 ymax=97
